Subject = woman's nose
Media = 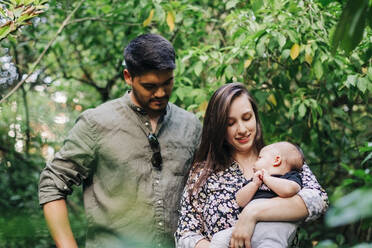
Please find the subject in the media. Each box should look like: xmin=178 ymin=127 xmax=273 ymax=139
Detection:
xmin=237 ymin=121 xmax=247 ymax=134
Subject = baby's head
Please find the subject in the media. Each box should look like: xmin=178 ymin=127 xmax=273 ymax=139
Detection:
xmin=254 ymin=141 xmax=304 ymax=175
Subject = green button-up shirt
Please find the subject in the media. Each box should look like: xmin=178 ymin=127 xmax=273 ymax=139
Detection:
xmin=38 ymin=92 xmax=202 ymax=247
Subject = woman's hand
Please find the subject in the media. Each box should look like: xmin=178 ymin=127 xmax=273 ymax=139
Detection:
xmin=230 ymin=210 xmax=257 ymax=248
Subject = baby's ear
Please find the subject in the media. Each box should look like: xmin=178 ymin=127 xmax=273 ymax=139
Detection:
xmin=273 ymin=155 xmax=281 ymax=167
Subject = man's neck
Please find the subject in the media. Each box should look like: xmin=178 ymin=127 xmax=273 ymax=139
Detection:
xmin=129 ymin=92 xmax=163 ymax=132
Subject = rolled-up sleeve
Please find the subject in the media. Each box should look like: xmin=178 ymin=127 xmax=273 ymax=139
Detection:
xmin=38 ymin=110 xmax=98 ymax=205
xmin=298 ymin=163 xmax=329 ymax=221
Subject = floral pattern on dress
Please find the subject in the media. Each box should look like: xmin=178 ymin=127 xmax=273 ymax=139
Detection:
xmin=175 ymin=161 xmax=328 ymax=243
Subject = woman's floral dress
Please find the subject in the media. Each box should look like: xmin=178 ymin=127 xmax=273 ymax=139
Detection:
xmin=175 ymin=162 xmax=328 ymax=248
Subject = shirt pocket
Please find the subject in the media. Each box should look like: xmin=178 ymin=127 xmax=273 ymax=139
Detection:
xmin=162 ymin=145 xmax=194 ymax=176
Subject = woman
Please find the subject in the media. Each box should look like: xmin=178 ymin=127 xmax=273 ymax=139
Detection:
xmin=175 ymin=83 xmax=328 ymax=248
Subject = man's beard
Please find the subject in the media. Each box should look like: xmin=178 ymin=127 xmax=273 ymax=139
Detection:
xmin=132 ymin=89 xmax=168 ymax=113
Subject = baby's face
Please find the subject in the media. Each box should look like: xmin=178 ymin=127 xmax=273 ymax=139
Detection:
xmin=253 ymin=145 xmax=278 ymax=172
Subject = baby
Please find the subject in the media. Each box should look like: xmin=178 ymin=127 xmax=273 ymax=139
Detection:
xmin=210 ymin=141 xmax=304 ymax=248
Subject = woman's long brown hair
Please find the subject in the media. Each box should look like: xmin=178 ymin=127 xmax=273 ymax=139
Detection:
xmin=190 ymin=83 xmax=265 ymax=196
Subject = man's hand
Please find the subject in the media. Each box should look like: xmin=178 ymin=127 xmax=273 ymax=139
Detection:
xmin=229 ymin=211 xmax=257 ymax=248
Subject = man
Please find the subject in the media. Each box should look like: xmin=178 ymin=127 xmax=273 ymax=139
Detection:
xmin=39 ymin=34 xmax=202 ymax=248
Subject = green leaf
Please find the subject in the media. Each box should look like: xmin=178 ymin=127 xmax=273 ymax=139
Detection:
xmin=326 ymin=188 xmax=372 ymax=227
xmin=313 ymin=60 xmax=323 ymax=80
xmin=315 ymin=240 xmax=338 ymax=248
xmin=281 ymin=49 xmax=290 ymax=60
xmin=175 ymin=86 xmax=190 ymax=101
xmin=101 ymin=5 xmax=111 ymax=14
xmin=277 ymin=32 xmax=286 ymax=49
xmin=256 ymin=35 xmax=267 ymax=57
xmin=252 ymin=0 xmax=264 ymax=12
xmin=194 ymin=61 xmax=203 ymax=76
xmin=226 ymin=0 xmax=239 ymax=10
xmin=225 ymin=65 xmax=234 ymax=79
xmin=361 ymin=151 xmax=372 ymax=165
xmin=367 ymin=67 xmax=372 ymax=81
xmin=345 ymin=75 xmax=357 ymax=88
xmin=0 ymin=7 xmax=6 ymax=17
xmin=357 ymin=77 xmax=368 ymax=93
xmin=298 ymin=103 xmax=306 ymax=118
xmin=0 ymin=24 xmax=11 ymax=40
xmin=331 ymin=0 xmax=369 ymax=53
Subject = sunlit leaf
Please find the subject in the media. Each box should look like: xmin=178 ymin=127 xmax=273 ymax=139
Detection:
xmin=305 ymin=53 xmax=312 ymax=65
xmin=166 ymin=11 xmax=175 ymax=32
xmin=198 ymin=101 xmax=208 ymax=112
xmin=290 ymin=43 xmax=300 ymax=60
xmin=267 ymin=94 xmax=277 ymax=106
xmin=143 ymin=9 xmax=154 ymax=27
xmin=244 ymin=59 xmax=252 ymax=68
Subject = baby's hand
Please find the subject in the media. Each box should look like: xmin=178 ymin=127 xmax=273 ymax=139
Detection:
xmin=252 ymin=170 xmax=263 ymax=187
xmin=261 ymin=169 xmax=270 ymax=179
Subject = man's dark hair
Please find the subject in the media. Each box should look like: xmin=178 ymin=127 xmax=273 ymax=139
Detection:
xmin=124 ymin=34 xmax=175 ymax=78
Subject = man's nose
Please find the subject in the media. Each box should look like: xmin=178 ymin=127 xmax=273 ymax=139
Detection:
xmin=154 ymin=87 xmax=166 ymax=98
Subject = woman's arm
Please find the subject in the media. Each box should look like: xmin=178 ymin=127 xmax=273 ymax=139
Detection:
xmin=230 ymin=163 xmax=328 ymax=248
xmin=230 ymin=196 xmax=307 ymax=248
xmin=298 ymin=163 xmax=329 ymax=221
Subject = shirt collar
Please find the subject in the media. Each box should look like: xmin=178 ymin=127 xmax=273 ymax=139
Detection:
xmin=122 ymin=91 xmax=169 ymax=121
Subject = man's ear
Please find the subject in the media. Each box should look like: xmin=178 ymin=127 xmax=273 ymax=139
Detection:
xmin=273 ymin=155 xmax=282 ymax=167
xmin=123 ymin=69 xmax=133 ymax=86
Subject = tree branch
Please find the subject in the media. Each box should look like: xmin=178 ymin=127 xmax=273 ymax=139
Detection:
xmin=67 ymin=16 xmax=140 ymax=26
xmin=0 ymin=0 xmax=86 ymax=104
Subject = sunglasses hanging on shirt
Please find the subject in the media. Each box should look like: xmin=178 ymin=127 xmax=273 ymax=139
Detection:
xmin=147 ymin=133 xmax=162 ymax=170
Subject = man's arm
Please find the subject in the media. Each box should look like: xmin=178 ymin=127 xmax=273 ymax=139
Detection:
xmin=43 ymin=199 xmax=78 ymax=248
xmin=39 ymin=112 xmax=98 ymax=247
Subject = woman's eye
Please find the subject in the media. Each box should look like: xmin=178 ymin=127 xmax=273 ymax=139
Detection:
xmin=228 ymin=121 xmax=234 ymax=126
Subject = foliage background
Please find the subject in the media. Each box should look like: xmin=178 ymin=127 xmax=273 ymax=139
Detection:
xmin=0 ymin=0 xmax=371 ymax=247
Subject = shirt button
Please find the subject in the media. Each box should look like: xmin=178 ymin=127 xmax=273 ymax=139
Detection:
xmin=155 ymin=180 xmax=159 ymax=184
xmin=145 ymin=122 xmax=150 ymax=126
xmin=63 ymin=186 xmax=68 ymax=190
xmin=158 ymin=222 xmax=163 ymax=226
xmin=136 ymin=107 xmax=141 ymax=111
xmin=158 ymin=200 xmax=162 ymax=204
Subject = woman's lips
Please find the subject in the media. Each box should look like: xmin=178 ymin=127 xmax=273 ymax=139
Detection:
xmin=236 ymin=135 xmax=250 ymax=144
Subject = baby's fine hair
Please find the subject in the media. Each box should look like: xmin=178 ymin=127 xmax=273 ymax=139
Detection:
xmin=272 ymin=141 xmax=304 ymax=171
